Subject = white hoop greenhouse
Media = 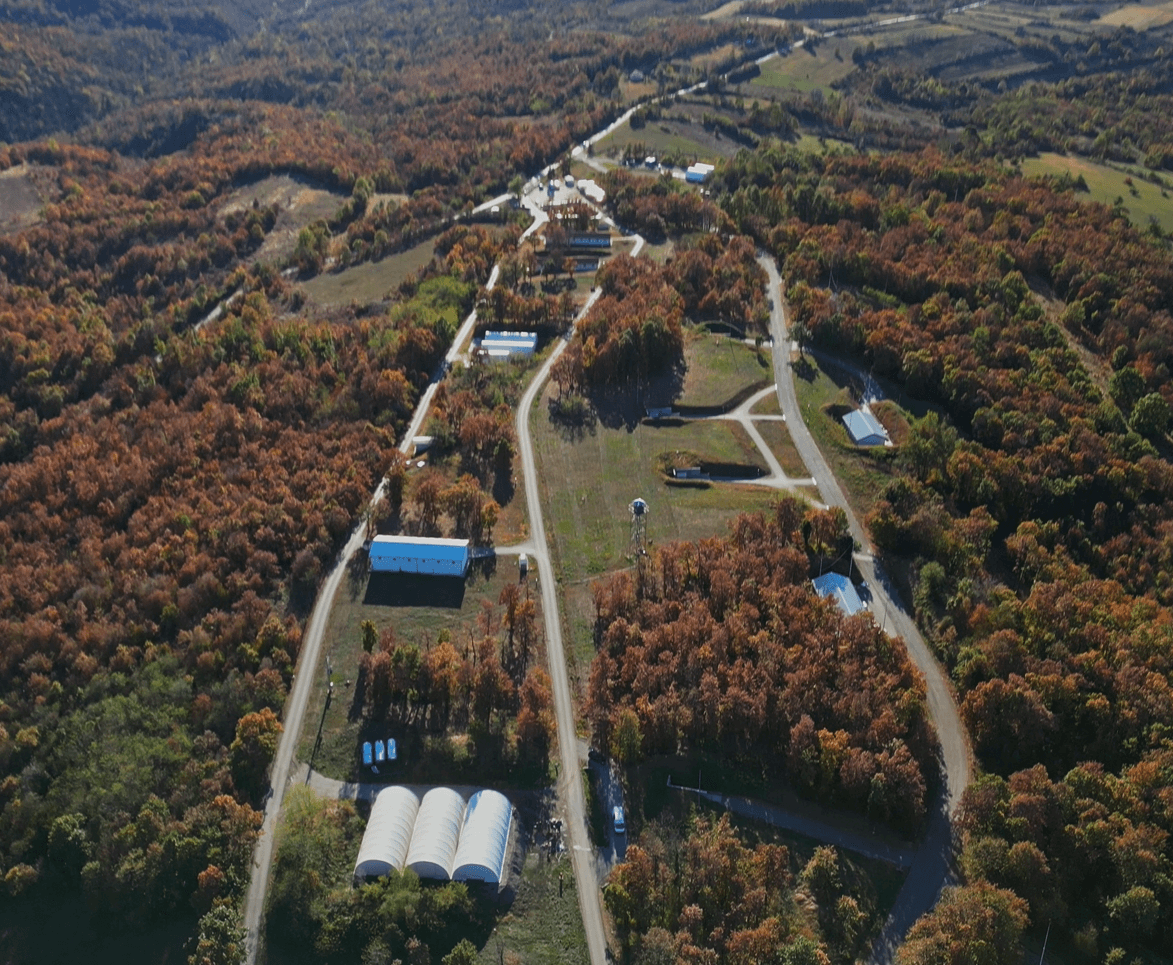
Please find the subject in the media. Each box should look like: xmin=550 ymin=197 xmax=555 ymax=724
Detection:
xmin=353 ymin=786 xmax=421 ymax=878
xmin=405 ymin=787 xmax=467 ymax=880
xmin=452 ymin=790 xmax=513 ymax=883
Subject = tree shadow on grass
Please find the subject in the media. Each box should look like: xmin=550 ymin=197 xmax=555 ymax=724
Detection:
xmin=363 ymin=573 xmax=467 ymax=608
xmin=590 ymin=360 xmax=687 ymax=432
xmin=793 ymin=355 xmax=819 ymax=383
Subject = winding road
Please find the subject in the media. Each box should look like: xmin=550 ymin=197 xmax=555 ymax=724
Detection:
xmin=759 ymin=255 xmax=971 ymax=964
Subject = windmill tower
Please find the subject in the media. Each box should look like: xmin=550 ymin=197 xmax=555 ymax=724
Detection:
xmin=629 ymin=498 xmax=649 ymax=554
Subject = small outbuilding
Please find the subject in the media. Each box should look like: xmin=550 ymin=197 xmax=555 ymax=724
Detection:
xmin=842 ymin=408 xmax=889 ymax=447
xmin=369 ymin=536 xmax=470 ymax=577
xmin=811 ymin=572 xmax=866 ymax=617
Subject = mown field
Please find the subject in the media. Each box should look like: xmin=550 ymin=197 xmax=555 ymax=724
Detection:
xmin=300 ymin=236 xmax=441 ymax=306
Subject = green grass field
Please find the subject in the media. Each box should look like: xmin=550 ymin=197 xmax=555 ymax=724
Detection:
xmin=593 ymin=118 xmax=726 ymax=164
xmin=299 ymin=558 xmax=540 ymax=783
xmin=753 ymin=418 xmax=811 ymax=479
xmin=533 ymin=387 xmax=779 ymax=583
xmin=679 ymin=333 xmax=772 ymax=409
xmin=1021 ymin=152 xmax=1173 ymax=235
xmin=477 ymin=849 xmax=588 ymax=965
xmin=301 ymin=236 xmax=440 ymax=305
xmin=751 ymin=47 xmax=858 ymax=96
xmin=791 ymin=355 xmax=898 ymax=522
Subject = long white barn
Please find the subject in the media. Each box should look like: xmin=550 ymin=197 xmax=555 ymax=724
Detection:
xmin=369 ymin=536 xmax=470 ymax=577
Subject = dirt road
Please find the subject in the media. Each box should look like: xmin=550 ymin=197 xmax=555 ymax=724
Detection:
xmin=758 ymin=254 xmax=971 ymax=964
xmin=514 ymin=288 xmax=608 ymax=965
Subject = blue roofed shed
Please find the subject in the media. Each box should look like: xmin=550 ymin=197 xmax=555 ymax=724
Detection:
xmin=811 ymin=573 xmax=866 ymax=617
xmin=842 ymin=408 xmax=889 ymax=446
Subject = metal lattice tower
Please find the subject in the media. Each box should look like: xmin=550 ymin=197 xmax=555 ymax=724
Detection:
xmin=629 ymin=498 xmax=648 ymax=553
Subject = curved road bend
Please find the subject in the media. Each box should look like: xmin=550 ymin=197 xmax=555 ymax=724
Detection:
xmin=242 ymin=265 xmax=499 ymax=964
xmin=758 ymin=255 xmax=971 ymax=964
xmin=516 ymin=287 xmax=608 ymax=965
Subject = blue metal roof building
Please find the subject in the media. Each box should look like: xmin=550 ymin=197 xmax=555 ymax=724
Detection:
xmin=480 ymin=331 xmax=537 ymax=358
xmin=369 ymin=536 xmax=470 ymax=576
xmin=811 ymin=573 xmax=866 ymax=617
xmin=842 ymin=408 xmax=889 ymax=447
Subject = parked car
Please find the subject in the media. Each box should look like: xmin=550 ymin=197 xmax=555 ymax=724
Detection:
xmin=375 ymin=739 xmax=386 ymax=763
xmin=386 ymin=738 xmax=398 ymax=761
xmin=362 ymin=742 xmax=373 ymax=767
xmin=612 ymin=805 xmax=626 ymax=835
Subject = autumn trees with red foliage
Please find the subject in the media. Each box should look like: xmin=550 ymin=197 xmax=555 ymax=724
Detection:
xmin=607 ymin=812 xmax=890 ymax=965
xmin=718 ymin=139 xmax=1173 ymax=957
xmin=587 ymin=501 xmax=933 ymax=836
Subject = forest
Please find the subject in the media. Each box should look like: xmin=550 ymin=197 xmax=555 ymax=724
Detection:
xmin=705 ymin=137 xmax=1173 ymax=959
xmin=587 ymin=500 xmax=934 ymax=837
xmin=606 ymin=812 xmax=893 ymax=965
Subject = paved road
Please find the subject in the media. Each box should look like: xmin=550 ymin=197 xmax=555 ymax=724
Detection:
xmin=758 ymin=255 xmax=971 ymax=965
xmin=515 ymin=287 xmax=608 ymax=965
xmin=241 ymin=263 xmax=499 ymax=964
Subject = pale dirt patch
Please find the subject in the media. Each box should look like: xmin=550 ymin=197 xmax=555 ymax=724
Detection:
xmin=218 ymin=174 xmax=347 ymax=265
xmin=0 ymin=164 xmax=43 ymax=234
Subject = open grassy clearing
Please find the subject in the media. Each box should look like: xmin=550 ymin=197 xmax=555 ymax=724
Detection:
xmin=299 ymin=558 xmax=541 ymax=783
xmin=559 ymin=581 xmax=602 ymax=719
xmin=751 ymin=46 xmax=857 ymax=96
xmin=593 ymin=115 xmax=736 ymax=164
xmin=678 ymin=332 xmax=772 ymax=409
xmin=477 ymin=848 xmax=588 ymax=965
xmin=1021 ymin=152 xmax=1173 ymax=234
xmin=300 ymin=236 xmax=440 ymax=306
xmin=218 ymin=173 xmax=345 ymax=265
xmin=702 ymin=0 xmax=746 ymax=19
xmin=1099 ymin=0 xmax=1173 ymax=28
xmin=532 ymin=385 xmax=778 ymax=583
xmin=791 ymin=354 xmax=899 ymax=523
xmin=792 ymin=132 xmax=857 ymax=154
xmin=753 ymin=417 xmax=811 ymax=479
xmin=751 ymin=389 xmax=782 ymax=416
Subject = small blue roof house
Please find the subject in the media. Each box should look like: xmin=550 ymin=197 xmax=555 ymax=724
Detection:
xmin=811 ymin=572 xmax=866 ymax=617
xmin=842 ymin=408 xmax=889 ymax=447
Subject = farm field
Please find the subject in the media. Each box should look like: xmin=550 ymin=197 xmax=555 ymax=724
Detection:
xmin=1021 ymin=152 xmax=1173 ymax=235
xmin=300 ymin=236 xmax=440 ymax=306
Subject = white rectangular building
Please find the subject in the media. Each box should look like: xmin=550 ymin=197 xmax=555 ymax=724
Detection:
xmin=369 ymin=536 xmax=470 ymax=576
